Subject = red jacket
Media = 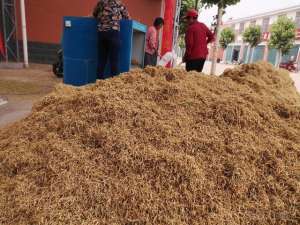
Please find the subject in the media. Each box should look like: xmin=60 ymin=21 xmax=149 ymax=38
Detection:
xmin=184 ymin=21 xmax=214 ymax=60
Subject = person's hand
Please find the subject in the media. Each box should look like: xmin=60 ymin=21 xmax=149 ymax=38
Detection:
xmin=157 ymin=51 xmax=161 ymax=58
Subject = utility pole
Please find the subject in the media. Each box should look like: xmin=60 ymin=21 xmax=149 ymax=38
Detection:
xmin=210 ymin=5 xmax=223 ymax=75
xmin=20 ymin=0 xmax=28 ymax=67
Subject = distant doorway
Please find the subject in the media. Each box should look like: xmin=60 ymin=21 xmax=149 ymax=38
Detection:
xmin=232 ymin=49 xmax=240 ymax=62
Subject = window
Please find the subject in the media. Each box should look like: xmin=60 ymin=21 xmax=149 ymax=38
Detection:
xmin=262 ymin=17 xmax=270 ymax=33
xmin=296 ymin=11 xmax=300 ymax=28
xmin=250 ymin=20 xmax=256 ymax=26
xmin=239 ymin=22 xmax=245 ymax=34
xmin=231 ymin=24 xmax=235 ymax=30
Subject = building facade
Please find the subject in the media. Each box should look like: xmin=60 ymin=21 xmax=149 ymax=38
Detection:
xmin=222 ymin=5 xmax=300 ymax=68
xmin=2 ymin=0 xmax=168 ymax=64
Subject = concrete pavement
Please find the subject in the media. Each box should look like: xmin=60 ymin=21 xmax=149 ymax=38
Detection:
xmin=0 ymin=65 xmax=60 ymax=128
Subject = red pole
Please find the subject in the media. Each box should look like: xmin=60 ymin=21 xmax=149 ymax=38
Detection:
xmin=161 ymin=0 xmax=176 ymax=57
xmin=0 ymin=32 xmax=6 ymax=58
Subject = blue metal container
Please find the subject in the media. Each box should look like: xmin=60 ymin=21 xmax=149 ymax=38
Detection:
xmin=63 ymin=17 xmax=98 ymax=86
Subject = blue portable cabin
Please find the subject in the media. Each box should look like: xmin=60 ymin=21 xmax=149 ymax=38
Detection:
xmin=62 ymin=17 xmax=147 ymax=86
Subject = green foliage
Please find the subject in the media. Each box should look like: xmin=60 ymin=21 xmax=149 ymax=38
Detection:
xmin=269 ymin=16 xmax=296 ymax=55
xmin=201 ymin=0 xmax=240 ymax=8
xmin=178 ymin=36 xmax=185 ymax=48
xmin=219 ymin=27 xmax=235 ymax=49
xmin=242 ymin=25 xmax=262 ymax=48
xmin=179 ymin=0 xmax=201 ymax=35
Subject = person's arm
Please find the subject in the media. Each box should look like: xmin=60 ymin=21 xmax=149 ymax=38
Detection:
xmin=184 ymin=27 xmax=194 ymax=61
xmin=93 ymin=1 xmax=103 ymax=18
xmin=206 ymin=26 xmax=215 ymax=44
xmin=148 ymin=28 xmax=157 ymax=53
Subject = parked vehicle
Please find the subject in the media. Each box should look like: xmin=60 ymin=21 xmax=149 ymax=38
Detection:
xmin=279 ymin=61 xmax=297 ymax=72
xmin=52 ymin=49 xmax=63 ymax=78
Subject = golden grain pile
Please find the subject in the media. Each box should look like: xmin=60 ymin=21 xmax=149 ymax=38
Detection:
xmin=0 ymin=62 xmax=299 ymax=225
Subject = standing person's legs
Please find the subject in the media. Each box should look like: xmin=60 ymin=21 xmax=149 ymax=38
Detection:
xmin=186 ymin=59 xmax=206 ymax=73
xmin=197 ymin=58 xmax=206 ymax=73
xmin=144 ymin=53 xmax=156 ymax=68
xmin=153 ymin=52 xmax=158 ymax=66
xmin=186 ymin=60 xmax=195 ymax=72
xmin=98 ymin=31 xmax=109 ymax=79
xmin=108 ymin=30 xmax=121 ymax=76
xmin=144 ymin=53 xmax=151 ymax=68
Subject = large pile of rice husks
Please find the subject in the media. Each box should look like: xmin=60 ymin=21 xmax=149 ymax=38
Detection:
xmin=0 ymin=62 xmax=299 ymax=225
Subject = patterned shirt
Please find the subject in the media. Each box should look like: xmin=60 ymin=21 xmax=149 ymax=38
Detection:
xmin=93 ymin=0 xmax=130 ymax=32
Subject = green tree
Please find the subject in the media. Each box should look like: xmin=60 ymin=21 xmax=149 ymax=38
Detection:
xmin=219 ymin=27 xmax=235 ymax=49
xmin=269 ymin=16 xmax=296 ymax=67
xmin=242 ymin=25 xmax=262 ymax=63
xmin=219 ymin=27 xmax=235 ymax=62
xmin=201 ymin=0 xmax=241 ymax=75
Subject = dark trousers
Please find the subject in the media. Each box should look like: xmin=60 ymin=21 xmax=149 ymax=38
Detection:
xmin=98 ymin=30 xmax=120 ymax=78
xmin=186 ymin=58 xmax=206 ymax=72
xmin=144 ymin=52 xmax=157 ymax=68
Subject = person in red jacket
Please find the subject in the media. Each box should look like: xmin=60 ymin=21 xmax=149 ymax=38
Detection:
xmin=183 ymin=9 xmax=214 ymax=72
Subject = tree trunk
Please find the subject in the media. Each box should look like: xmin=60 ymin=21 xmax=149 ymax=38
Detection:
xmin=195 ymin=0 xmax=200 ymax=9
xmin=278 ymin=49 xmax=282 ymax=67
xmin=275 ymin=49 xmax=282 ymax=67
xmin=246 ymin=46 xmax=250 ymax=63
xmin=210 ymin=5 xmax=223 ymax=75
xmin=222 ymin=48 xmax=226 ymax=62
xmin=250 ymin=47 xmax=255 ymax=63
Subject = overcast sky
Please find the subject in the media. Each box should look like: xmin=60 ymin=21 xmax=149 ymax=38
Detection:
xmin=198 ymin=0 xmax=300 ymax=26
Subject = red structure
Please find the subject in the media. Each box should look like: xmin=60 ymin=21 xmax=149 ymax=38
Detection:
xmin=16 ymin=0 xmax=164 ymax=44
xmin=161 ymin=0 xmax=176 ymax=56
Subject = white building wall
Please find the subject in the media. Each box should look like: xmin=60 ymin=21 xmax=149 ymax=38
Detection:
xmin=287 ymin=11 xmax=296 ymax=20
xmin=244 ymin=21 xmax=251 ymax=28
xmin=256 ymin=18 xmax=263 ymax=26
xmin=269 ymin=15 xmax=277 ymax=25
xmin=222 ymin=6 xmax=300 ymax=67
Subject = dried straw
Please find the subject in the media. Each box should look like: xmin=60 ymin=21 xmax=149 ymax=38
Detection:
xmin=0 ymin=62 xmax=299 ymax=225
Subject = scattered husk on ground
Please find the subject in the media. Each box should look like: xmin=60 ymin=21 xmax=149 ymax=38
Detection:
xmin=0 ymin=80 xmax=43 ymax=95
xmin=0 ymin=62 xmax=299 ymax=225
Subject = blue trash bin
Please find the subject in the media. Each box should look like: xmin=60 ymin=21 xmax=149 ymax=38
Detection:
xmin=63 ymin=17 xmax=98 ymax=86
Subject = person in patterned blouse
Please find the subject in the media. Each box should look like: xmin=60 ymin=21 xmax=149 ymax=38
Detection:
xmin=93 ymin=0 xmax=130 ymax=78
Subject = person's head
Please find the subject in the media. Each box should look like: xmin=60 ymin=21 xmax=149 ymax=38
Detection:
xmin=185 ymin=9 xmax=198 ymax=25
xmin=153 ymin=17 xmax=164 ymax=30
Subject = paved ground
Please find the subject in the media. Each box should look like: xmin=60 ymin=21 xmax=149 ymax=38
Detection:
xmin=0 ymin=64 xmax=60 ymax=128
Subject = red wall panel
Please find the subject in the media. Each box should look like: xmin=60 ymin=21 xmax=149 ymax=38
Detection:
xmin=18 ymin=0 xmax=163 ymax=43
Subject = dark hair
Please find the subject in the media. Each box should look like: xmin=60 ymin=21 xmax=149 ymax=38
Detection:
xmin=153 ymin=17 xmax=164 ymax=27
